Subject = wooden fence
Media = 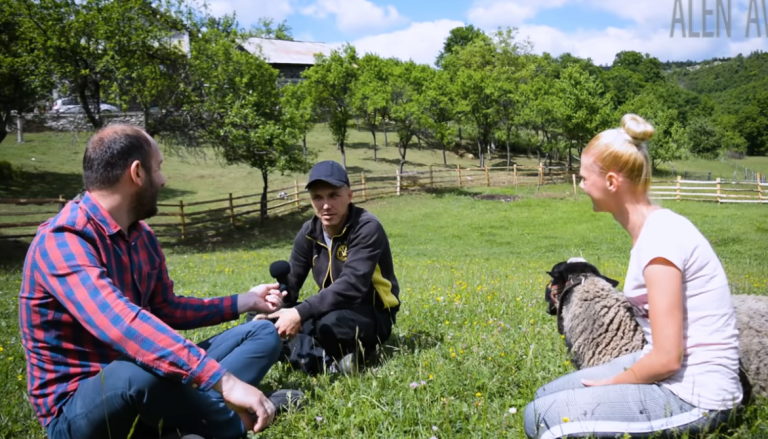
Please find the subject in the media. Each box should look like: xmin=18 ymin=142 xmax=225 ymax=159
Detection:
xmin=0 ymin=164 xmax=567 ymax=240
xmin=650 ymin=174 xmax=768 ymax=204
xmin=2 ymin=166 xmax=766 ymax=241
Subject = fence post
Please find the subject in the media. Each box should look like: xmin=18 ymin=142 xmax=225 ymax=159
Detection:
xmin=485 ymin=163 xmax=490 ymax=187
xmin=538 ymin=162 xmax=543 ymax=186
xmin=572 ymin=174 xmax=577 ymax=196
xmin=294 ymin=180 xmax=300 ymax=208
xmin=58 ymin=194 xmax=66 ymax=211
xmin=228 ymin=193 xmax=235 ymax=229
xmin=361 ymin=172 xmax=367 ymax=201
xmin=513 ymin=164 xmax=517 ymax=186
xmin=457 ymin=164 xmax=462 ymax=188
xmin=676 ymin=175 xmax=681 ymax=202
xmin=17 ymin=117 xmax=24 ymax=144
xmin=429 ymin=165 xmax=433 ymax=188
xmin=179 ymin=200 xmax=186 ymax=240
xmin=716 ymin=178 xmax=722 ymax=204
xmin=396 ymin=168 xmax=401 ymax=196
xmin=758 ymin=173 xmax=763 ymax=201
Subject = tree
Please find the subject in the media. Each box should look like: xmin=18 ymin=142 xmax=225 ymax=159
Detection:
xmin=281 ymin=80 xmax=317 ymax=160
xmin=352 ymin=54 xmax=393 ymax=162
xmin=442 ymin=36 xmax=499 ymax=167
xmin=419 ymin=69 xmax=455 ymax=167
xmin=621 ymin=93 xmax=688 ymax=169
xmin=20 ymin=0 xmax=195 ymax=130
xmin=189 ymin=16 xmax=308 ymax=221
xmin=684 ymin=117 xmax=727 ymax=159
xmin=389 ymin=61 xmax=430 ymax=175
xmin=250 ymin=17 xmax=293 ymax=40
xmin=490 ymin=27 xmax=533 ymax=169
xmin=555 ymin=63 xmax=615 ymax=169
xmin=302 ymin=44 xmax=359 ymax=169
xmin=435 ymin=24 xmax=491 ymax=68
xmin=519 ymin=55 xmax=561 ymax=161
xmin=0 ymin=0 xmax=52 ymax=144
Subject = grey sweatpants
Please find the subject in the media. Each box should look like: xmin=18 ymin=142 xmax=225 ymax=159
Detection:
xmin=523 ymin=352 xmax=735 ymax=438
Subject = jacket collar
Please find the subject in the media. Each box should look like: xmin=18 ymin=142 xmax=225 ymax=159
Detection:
xmin=307 ymin=202 xmax=360 ymax=243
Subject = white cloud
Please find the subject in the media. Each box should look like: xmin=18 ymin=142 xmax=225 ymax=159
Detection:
xmin=514 ymin=24 xmax=760 ymax=66
xmin=301 ymin=0 xmax=407 ymax=34
xmin=348 ymin=19 xmax=466 ymax=65
xmin=467 ymin=0 xmax=570 ymax=28
xmin=208 ymin=0 xmax=294 ymax=25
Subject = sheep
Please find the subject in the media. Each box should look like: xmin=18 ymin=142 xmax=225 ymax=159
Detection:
xmin=543 ymin=257 xmax=645 ymax=370
xmin=543 ymin=258 xmax=768 ymax=404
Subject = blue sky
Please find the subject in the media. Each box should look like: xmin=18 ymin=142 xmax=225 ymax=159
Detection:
xmin=209 ymin=0 xmax=768 ymax=66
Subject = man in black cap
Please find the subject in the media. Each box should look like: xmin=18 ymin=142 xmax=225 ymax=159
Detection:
xmin=265 ymin=160 xmax=400 ymax=374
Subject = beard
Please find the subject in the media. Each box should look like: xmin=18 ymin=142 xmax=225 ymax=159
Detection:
xmin=134 ymin=176 xmax=160 ymax=221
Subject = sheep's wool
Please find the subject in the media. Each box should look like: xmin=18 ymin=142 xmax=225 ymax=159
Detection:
xmin=625 ymin=208 xmax=742 ymax=411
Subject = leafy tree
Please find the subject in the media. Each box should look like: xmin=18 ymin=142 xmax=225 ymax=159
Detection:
xmin=250 ymin=17 xmax=293 ymax=40
xmin=281 ymin=80 xmax=317 ymax=160
xmin=555 ymin=63 xmax=614 ymax=169
xmin=489 ymin=27 xmax=533 ymax=168
xmin=518 ymin=55 xmax=561 ymax=160
xmin=188 ymin=16 xmax=308 ymax=221
xmin=419 ymin=68 xmax=455 ymax=167
xmin=388 ymin=61 xmax=430 ymax=174
xmin=442 ymin=36 xmax=499 ymax=167
xmin=435 ymin=24 xmax=490 ymax=68
xmin=684 ymin=117 xmax=726 ymax=159
xmin=21 ymin=0 xmax=190 ymax=129
xmin=621 ymin=93 xmax=688 ymax=169
xmin=302 ymin=44 xmax=359 ymax=169
xmin=352 ymin=54 xmax=393 ymax=162
xmin=0 ymin=0 xmax=52 ymax=144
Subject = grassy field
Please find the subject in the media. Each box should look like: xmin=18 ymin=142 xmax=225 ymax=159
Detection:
xmin=0 ymin=126 xmax=547 ymax=204
xmin=2 ymin=126 xmax=768 ymax=438
xmin=1 ymin=181 xmax=768 ymax=438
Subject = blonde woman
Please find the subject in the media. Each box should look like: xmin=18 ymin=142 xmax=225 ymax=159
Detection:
xmin=523 ymin=114 xmax=743 ymax=438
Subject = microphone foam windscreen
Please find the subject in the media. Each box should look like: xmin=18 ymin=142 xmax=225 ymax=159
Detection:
xmin=269 ymin=260 xmax=291 ymax=278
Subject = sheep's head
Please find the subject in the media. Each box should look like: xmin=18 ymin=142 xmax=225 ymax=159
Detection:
xmin=544 ymin=257 xmax=620 ymax=316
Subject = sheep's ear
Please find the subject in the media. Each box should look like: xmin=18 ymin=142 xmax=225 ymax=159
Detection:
xmin=600 ymin=275 xmax=620 ymax=288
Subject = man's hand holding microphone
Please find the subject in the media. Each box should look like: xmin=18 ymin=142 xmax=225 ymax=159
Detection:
xmin=246 ymin=261 xmax=302 ymax=339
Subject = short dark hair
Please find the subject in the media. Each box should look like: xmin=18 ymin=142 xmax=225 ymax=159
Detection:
xmin=82 ymin=125 xmax=153 ymax=190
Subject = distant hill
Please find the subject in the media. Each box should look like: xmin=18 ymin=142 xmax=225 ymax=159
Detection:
xmin=664 ymin=51 xmax=768 ymax=95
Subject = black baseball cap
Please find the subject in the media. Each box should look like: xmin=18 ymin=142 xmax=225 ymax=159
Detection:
xmin=305 ymin=160 xmax=350 ymax=189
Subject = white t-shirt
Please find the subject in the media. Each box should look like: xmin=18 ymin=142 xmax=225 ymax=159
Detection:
xmin=624 ymin=208 xmax=742 ymax=410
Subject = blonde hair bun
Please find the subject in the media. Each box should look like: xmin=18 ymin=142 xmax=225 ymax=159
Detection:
xmin=620 ymin=113 xmax=655 ymax=145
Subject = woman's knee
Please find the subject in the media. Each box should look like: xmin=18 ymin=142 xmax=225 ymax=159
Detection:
xmin=523 ymin=399 xmax=543 ymax=438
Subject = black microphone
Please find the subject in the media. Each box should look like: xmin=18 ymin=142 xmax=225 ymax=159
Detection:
xmin=269 ymin=260 xmax=291 ymax=295
xmin=245 ymin=260 xmax=291 ymax=323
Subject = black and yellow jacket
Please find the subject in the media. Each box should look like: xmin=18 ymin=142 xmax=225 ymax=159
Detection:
xmin=285 ymin=203 xmax=400 ymax=322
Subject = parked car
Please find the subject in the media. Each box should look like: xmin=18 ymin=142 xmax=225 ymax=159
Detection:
xmin=52 ymin=97 xmax=120 ymax=113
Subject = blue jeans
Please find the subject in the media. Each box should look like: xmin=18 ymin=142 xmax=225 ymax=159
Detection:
xmin=46 ymin=320 xmax=282 ymax=439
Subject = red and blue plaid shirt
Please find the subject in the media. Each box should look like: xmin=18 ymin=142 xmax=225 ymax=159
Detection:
xmin=18 ymin=192 xmax=239 ymax=428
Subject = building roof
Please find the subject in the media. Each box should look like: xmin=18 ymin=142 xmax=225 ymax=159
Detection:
xmin=241 ymin=38 xmax=338 ymax=65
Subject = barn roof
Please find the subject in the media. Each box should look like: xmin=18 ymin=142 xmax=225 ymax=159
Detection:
xmin=241 ymin=38 xmax=338 ymax=65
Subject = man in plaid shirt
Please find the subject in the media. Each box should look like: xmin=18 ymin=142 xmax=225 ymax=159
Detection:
xmin=18 ymin=125 xmax=300 ymax=439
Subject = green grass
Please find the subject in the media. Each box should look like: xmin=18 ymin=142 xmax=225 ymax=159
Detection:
xmin=656 ymin=156 xmax=768 ymax=181
xmin=2 ymin=184 xmax=768 ymax=438
xmin=0 ymin=126 xmax=545 ymax=204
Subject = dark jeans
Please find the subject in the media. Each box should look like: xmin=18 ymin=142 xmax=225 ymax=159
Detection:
xmin=46 ymin=320 xmax=282 ymax=439
xmin=280 ymin=305 xmax=395 ymax=374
